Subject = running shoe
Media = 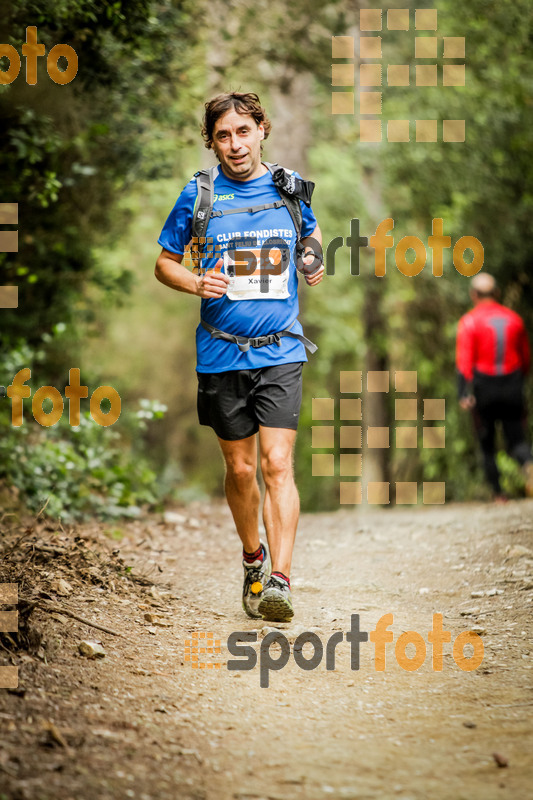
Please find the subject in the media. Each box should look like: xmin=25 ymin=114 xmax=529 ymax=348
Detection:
xmin=242 ymin=542 xmax=271 ymax=619
xmin=493 ymin=494 xmax=509 ymax=504
xmin=258 ymin=574 xmax=294 ymax=622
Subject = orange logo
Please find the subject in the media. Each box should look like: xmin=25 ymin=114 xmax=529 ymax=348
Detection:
xmin=0 ymin=27 xmax=78 ymax=86
xmin=184 ymin=631 xmax=223 ymax=670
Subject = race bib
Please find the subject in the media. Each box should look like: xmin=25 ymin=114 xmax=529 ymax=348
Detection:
xmin=223 ymin=243 xmax=291 ymax=301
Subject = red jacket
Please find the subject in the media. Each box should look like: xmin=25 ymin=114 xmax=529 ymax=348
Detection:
xmin=456 ymin=300 xmax=530 ymax=382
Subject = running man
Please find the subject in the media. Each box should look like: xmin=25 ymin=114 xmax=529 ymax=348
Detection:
xmin=155 ymin=92 xmax=323 ymax=621
xmin=456 ymin=272 xmax=533 ymax=499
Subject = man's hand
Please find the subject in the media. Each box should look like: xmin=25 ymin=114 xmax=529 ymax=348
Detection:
xmin=300 ymin=251 xmax=324 ymax=286
xmin=195 ymin=259 xmax=230 ymax=298
xmin=459 ymin=395 xmax=476 ymax=411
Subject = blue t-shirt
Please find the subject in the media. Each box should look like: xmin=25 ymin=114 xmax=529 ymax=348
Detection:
xmin=157 ymin=165 xmax=317 ymax=373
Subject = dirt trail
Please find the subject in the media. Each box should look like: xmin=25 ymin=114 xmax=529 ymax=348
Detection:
xmin=1 ymin=500 xmax=532 ymax=800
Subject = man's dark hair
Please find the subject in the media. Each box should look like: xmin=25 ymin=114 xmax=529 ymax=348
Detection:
xmin=201 ymin=92 xmax=272 ymax=150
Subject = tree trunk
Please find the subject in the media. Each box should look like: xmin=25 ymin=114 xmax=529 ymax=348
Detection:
xmin=362 ymin=280 xmax=391 ymax=496
xmin=267 ymin=71 xmax=313 ymax=176
xmin=361 ymin=170 xmax=391 ymax=503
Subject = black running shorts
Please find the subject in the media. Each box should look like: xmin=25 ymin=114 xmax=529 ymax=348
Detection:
xmin=197 ymin=361 xmax=304 ymax=441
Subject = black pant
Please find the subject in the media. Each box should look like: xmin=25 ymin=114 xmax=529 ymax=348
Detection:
xmin=472 ymin=370 xmax=532 ymax=494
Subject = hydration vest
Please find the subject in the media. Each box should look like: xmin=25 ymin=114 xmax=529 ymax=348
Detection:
xmin=190 ymin=162 xmax=315 ymax=270
xmin=191 ymin=162 xmax=318 ymax=354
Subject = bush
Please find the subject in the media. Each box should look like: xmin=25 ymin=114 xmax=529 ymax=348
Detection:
xmin=0 ymin=398 xmax=169 ymax=522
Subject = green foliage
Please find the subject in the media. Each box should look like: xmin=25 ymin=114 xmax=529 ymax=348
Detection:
xmin=382 ymin=0 xmax=533 ymax=319
xmin=1 ymin=0 xmax=201 ymax=360
xmin=497 ymin=451 xmax=526 ymax=499
xmin=372 ymin=0 xmax=533 ymax=501
xmin=203 ymin=0 xmax=349 ymax=82
xmin=0 ymin=337 xmax=170 ymax=520
xmin=105 ymin=527 xmax=125 ymax=541
xmin=0 ymin=1 xmax=202 ymax=518
xmin=0 ymin=400 xmax=167 ymax=522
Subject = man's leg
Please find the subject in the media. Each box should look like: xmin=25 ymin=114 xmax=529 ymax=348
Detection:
xmin=217 ymin=433 xmax=272 ymax=618
xmin=500 ymin=403 xmax=533 ymax=466
xmin=500 ymin=402 xmax=533 ymax=497
xmin=254 ymin=426 xmax=298 ymax=622
xmin=472 ymin=406 xmax=501 ymax=495
xmin=258 ymin=426 xmax=299 ymax=576
xmin=217 ymin=434 xmax=260 ymax=552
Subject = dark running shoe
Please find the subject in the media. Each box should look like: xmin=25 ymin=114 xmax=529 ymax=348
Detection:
xmin=258 ymin=574 xmax=294 ymax=622
xmin=242 ymin=542 xmax=271 ymax=619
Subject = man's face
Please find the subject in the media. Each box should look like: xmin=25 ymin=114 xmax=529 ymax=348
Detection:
xmin=211 ymin=108 xmax=265 ymax=181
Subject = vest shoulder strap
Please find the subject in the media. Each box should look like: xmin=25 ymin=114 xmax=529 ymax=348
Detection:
xmin=192 ymin=166 xmax=217 ymax=239
xmin=263 ymin=162 xmax=303 ymax=245
xmin=191 ymin=166 xmax=217 ymax=269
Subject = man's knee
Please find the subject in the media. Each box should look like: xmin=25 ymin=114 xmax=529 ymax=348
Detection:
xmin=226 ymin=458 xmax=256 ymax=488
xmin=262 ymin=448 xmax=293 ymax=486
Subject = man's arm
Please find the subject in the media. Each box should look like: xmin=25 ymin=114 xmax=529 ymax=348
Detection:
xmin=456 ymin=315 xmax=476 ymax=409
xmin=518 ymin=318 xmax=531 ymax=375
xmin=155 ymin=248 xmax=229 ymax=299
xmin=299 ymin=224 xmax=324 ymax=286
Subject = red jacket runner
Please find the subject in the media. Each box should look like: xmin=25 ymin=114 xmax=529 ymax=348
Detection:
xmin=456 ymin=300 xmax=530 ymax=398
